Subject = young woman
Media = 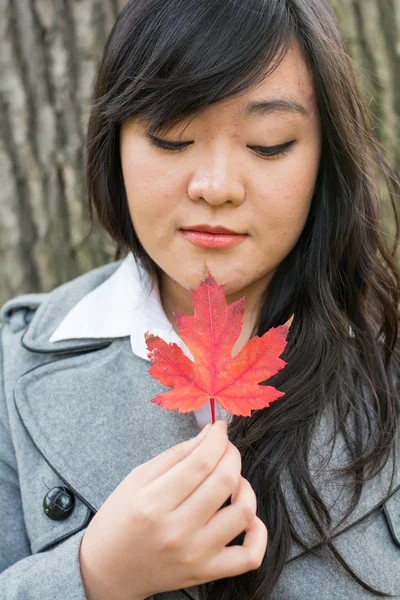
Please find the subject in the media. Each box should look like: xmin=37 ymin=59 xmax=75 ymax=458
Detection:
xmin=1 ymin=0 xmax=399 ymax=599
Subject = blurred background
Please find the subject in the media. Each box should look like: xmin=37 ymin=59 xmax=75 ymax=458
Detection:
xmin=0 ymin=0 xmax=399 ymax=307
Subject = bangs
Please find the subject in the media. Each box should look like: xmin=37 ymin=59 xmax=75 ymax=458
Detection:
xmin=97 ymin=0 xmax=296 ymax=133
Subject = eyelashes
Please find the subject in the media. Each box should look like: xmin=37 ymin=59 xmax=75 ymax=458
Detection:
xmin=250 ymin=141 xmax=295 ymax=158
xmin=147 ymin=134 xmax=296 ymax=159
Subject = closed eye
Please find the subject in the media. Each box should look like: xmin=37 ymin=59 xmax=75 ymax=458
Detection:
xmin=147 ymin=134 xmax=296 ymax=158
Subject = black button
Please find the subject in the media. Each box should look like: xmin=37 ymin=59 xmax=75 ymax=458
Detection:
xmin=43 ymin=486 xmax=75 ymax=520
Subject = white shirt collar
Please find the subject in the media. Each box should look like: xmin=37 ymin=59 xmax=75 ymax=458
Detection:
xmin=49 ymin=252 xmax=195 ymax=362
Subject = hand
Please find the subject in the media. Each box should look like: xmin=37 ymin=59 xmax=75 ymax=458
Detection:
xmin=79 ymin=420 xmax=268 ymax=600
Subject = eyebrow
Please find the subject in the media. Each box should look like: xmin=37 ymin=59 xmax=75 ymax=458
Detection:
xmin=239 ymin=98 xmax=310 ymax=119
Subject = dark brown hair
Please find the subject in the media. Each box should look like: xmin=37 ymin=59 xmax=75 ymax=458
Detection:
xmin=85 ymin=0 xmax=400 ymax=597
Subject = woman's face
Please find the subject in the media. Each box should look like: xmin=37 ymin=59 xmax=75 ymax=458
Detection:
xmin=120 ymin=41 xmax=322 ymax=322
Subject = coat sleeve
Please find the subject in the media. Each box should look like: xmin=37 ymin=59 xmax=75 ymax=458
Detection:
xmin=0 ymin=323 xmax=88 ymax=599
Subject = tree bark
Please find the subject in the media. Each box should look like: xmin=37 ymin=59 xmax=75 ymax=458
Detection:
xmin=0 ymin=0 xmax=399 ymax=305
xmin=331 ymin=0 xmax=400 ymax=173
xmin=0 ymin=0 xmax=124 ymax=305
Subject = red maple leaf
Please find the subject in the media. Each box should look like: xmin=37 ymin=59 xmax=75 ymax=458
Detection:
xmin=144 ymin=265 xmax=292 ymax=420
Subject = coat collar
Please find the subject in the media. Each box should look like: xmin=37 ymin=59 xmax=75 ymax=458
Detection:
xmin=46 ymin=252 xmax=193 ymax=362
xmin=22 ymin=254 xmax=193 ymax=360
xmin=21 ymin=260 xmax=123 ymax=355
xmin=15 ymin=338 xmax=201 ymax=510
xmin=20 ymin=254 xmax=224 ymax=428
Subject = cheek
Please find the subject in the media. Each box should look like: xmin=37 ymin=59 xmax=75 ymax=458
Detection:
xmin=256 ymin=182 xmax=313 ymax=228
xmin=121 ymin=150 xmax=180 ymax=227
xmin=253 ymin=155 xmax=318 ymax=241
xmin=265 ymin=144 xmax=318 ymax=212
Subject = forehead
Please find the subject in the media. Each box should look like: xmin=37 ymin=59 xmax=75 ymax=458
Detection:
xmin=203 ymin=40 xmax=317 ymax=122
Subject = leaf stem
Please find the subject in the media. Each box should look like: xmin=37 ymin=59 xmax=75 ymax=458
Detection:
xmin=210 ymin=398 xmax=215 ymax=424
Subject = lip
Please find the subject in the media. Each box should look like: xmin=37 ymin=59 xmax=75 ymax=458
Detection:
xmin=180 ymin=229 xmax=247 ymax=249
xmin=181 ymin=224 xmax=243 ymax=235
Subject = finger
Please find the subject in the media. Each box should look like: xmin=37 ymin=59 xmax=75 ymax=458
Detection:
xmin=127 ymin=422 xmax=214 ymax=488
xmin=174 ymin=443 xmax=242 ymax=526
xmin=205 ymin=516 xmax=268 ymax=581
xmin=144 ymin=420 xmax=229 ymax=511
xmin=200 ymin=477 xmax=256 ymax=549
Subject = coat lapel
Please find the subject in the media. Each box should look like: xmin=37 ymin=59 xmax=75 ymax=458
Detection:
xmin=14 ymin=337 xmax=200 ymax=513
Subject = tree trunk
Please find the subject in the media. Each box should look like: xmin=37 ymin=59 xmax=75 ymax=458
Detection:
xmin=0 ymin=0 xmax=124 ymax=306
xmin=331 ymin=0 xmax=400 ymax=174
xmin=330 ymin=0 xmax=400 ymax=246
xmin=0 ymin=0 xmax=399 ymax=305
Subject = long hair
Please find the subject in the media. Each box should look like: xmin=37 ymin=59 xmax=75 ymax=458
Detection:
xmin=85 ymin=0 xmax=400 ymax=597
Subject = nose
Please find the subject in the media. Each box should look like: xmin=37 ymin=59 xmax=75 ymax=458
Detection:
xmin=187 ymin=149 xmax=245 ymax=207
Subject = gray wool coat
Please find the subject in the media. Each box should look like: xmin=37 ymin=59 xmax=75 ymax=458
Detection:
xmin=0 ymin=259 xmax=399 ymax=600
